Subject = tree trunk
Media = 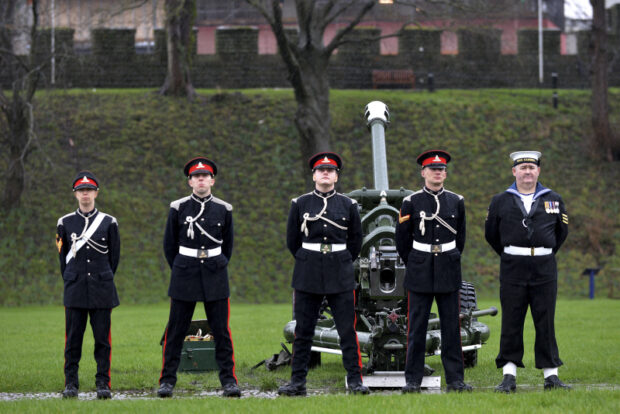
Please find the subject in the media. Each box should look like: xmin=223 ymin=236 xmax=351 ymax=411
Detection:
xmin=1 ymin=98 xmax=30 ymax=211
xmin=291 ymin=52 xmax=332 ymax=167
xmin=1 ymin=0 xmax=39 ymax=211
xmin=159 ymin=0 xmax=196 ymax=99
xmin=589 ymin=0 xmax=617 ymax=161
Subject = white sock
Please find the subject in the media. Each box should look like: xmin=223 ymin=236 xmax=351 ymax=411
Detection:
xmin=543 ymin=368 xmax=558 ymax=378
xmin=503 ymin=362 xmax=517 ymax=377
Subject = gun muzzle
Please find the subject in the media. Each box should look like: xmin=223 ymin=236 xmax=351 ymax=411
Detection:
xmin=364 ymin=101 xmax=391 ymax=192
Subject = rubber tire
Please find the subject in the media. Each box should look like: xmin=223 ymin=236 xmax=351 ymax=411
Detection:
xmin=460 ymin=281 xmax=478 ymax=368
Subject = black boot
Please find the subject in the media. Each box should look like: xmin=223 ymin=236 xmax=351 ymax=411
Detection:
xmin=278 ymin=381 xmax=307 ymax=397
xmin=544 ymin=375 xmax=571 ymax=390
xmin=402 ymin=382 xmax=421 ymax=394
xmin=222 ymin=383 xmax=241 ymax=398
xmin=495 ymin=374 xmax=516 ymax=393
xmin=157 ymin=382 xmax=174 ymax=398
xmin=348 ymin=382 xmax=369 ymax=395
xmin=96 ymin=382 xmax=111 ymax=399
xmin=62 ymin=384 xmax=78 ymax=399
xmin=446 ymin=380 xmax=473 ymax=393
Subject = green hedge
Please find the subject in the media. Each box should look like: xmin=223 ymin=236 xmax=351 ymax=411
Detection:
xmin=0 ymin=89 xmax=618 ymax=306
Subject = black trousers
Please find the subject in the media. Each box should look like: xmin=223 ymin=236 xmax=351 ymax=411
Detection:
xmin=159 ymin=298 xmax=237 ymax=386
xmin=290 ymin=289 xmax=363 ymax=385
xmin=64 ymin=307 xmax=112 ymax=388
xmin=496 ymin=278 xmax=562 ymax=369
xmin=405 ymin=290 xmax=464 ymax=384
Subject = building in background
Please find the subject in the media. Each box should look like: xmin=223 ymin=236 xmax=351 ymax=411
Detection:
xmin=13 ymin=0 xmax=580 ymax=55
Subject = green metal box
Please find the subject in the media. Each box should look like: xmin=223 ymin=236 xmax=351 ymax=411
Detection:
xmin=175 ymin=319 xmax=218 ymax=372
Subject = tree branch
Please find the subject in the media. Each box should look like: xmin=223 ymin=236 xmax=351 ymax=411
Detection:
xmin=325 ymin=0 xmax=375 ymax=56
xmin=321 ymin=0 xmax=358 ymax=30
xmin=334 ymin=20 xmax=417 ymax=48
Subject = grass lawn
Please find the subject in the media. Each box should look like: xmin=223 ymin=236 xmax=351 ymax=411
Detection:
xmin=0 ymin=299 xmax=619 ymax=412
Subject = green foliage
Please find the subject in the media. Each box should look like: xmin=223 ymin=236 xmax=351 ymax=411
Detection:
xmin=0 ymin=89 xmax=618 ymax=305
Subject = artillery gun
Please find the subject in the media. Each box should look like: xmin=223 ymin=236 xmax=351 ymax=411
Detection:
xmin=283 ymin=101 xmax=496 ymax=387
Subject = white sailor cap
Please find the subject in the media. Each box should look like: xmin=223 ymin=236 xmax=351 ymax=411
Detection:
xmin=510 ymin=151 xmax=541 ymax=166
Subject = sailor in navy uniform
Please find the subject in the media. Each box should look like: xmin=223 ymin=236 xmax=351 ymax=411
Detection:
xmin=278 ymin=152 xmax=368 ymax=396
xmin=56 ymin=171 xmax=120 ymax=399
xmin=485 ymin=151 xmax=570 ymax=392
xmin=395 ymin=150 xmax=471 ymax=393
xmin=157 ymin=157 xmax=240 ymax=398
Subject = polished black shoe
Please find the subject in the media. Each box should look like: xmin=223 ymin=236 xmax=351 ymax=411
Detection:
xmin=446 ymin=380 xmax=473 ymax=393
xmin=96 ymin=382 xmax=112 ymax=399
xmin=402 ymin=382 xmax=421 ymax=394
xmin=222 ymin=383 xmax=241 ymax=398
xmin=495 ymin=374 xmax=517 ymax=394
xmin=62 ymin=384 xmax=78 ymax=399
xmin=544 ymin=375 xmax=571 ymax=391
xmin=348 ymin=382 xmax=370 ymax=395
xmin=157 ymin=382 xmax=174 ymax=398
xmin=277 ymin=382 xmax=307 ymax=397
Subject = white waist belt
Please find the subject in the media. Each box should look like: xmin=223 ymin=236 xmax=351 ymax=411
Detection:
xmin=302 ymin=242 xmax=346 ymax=253
xmin=504 ymin=245 xmax=552 ymax=256
xmin=179 ymin=246 xmax=222 ymax=258
xmin=413 ymin=240 xmax=456 ymax=253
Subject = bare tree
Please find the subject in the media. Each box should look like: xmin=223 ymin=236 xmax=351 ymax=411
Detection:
xmin=0 ymin=0 xmax=42 ymax=211
xmin=246 ymin=0 xmax=379 ymax=163
xmin=246 ymin=0 xmax=513 ymax=165
xmin=159 ymin=0 xmax=197 ymax=99
xmin=589 ymin=0 xmax=618 ymax=161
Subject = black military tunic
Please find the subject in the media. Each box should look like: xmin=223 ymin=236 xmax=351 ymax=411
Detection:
xmin=57 ymin=208 xmax=120 ymax=389
xmin=395 ymin=187 xmax=466 ymax=385
xmin=163 ymin=194 xmax=233 ymax=301
xmin=287 ymin=190 xmax=363 ymax=293
xmin=159 ymin=193 xmax=237 ymax=387
xmin=485 ymin=182 xmax=568 ymax=369
xmin=286 ymin=189 xmax=364 ymax=385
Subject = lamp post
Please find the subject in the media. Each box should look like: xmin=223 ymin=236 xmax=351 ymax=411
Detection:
xmin=538 ymin=0 xmax=543 ymax=84
xmin=51 ymin=0 xmax=55 ymax=85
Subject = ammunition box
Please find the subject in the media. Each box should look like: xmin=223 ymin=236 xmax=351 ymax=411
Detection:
xmin=180 ymin=319 xmax=217 ymax=372
xmin=161 ymin=319 xmax=218 ymax=372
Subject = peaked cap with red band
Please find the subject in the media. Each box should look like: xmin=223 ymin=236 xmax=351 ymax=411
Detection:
xmin=416 ymin=150 xmax=451 ymax=168
xmin=184 ymin=157 xmax=217 ymax=177
xmin=72 ymin=170 xmax=99 ymax=191
xmin=308 ymin=152 xmax=342 ymax=171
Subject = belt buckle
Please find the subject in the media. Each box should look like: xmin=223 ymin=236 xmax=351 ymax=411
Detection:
xmin=198 ymin=249 xmax=209 ymax=258
xmin=431 ymin=244 xmax=442 ymax=253
xmin=531 ymin=247 xmax=535 ymax=256
xmin=320 ymin=244 xmax=332 ymax=253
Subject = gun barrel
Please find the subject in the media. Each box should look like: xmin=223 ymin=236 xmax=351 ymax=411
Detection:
xmin=427 ymin=306 xmax=498 ymax=328
xmin=364 ymin=101 xmax=390 ymax=191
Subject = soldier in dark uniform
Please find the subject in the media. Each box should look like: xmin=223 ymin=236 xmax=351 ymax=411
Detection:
xmin=278 ymin=152 xmax=369 ymax=396
xmin=56 ymin=171 xmax=120 ymax=399
xmin=485 ymin=151 xmax=570 ymax=392
xmin=157 ymin=157 xmax=240 ymax=398
xmin=395 ymin=150 xmax=471 ymax=393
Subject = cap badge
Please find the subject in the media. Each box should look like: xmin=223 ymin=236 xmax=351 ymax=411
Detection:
xmin=81 ymin=176 xmax=89 ymax=182
xmin=197 ymin=162 xmax=205 ymax=168
xmin=323 ymin=157 xmax=329 ymax=163
xmin=433 ymin=155 xmax=441 ymax=162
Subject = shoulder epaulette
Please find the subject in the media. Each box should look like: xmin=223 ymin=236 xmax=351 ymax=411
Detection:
xmin=403 ymin=189 xmax=423 ymax=202
xmin=101 ymin=212 xmax=117 ymax=225
xmin=337 ymin=192 xmax=358 ymax=204
xmin=291 ymin=192 xmax=313 ymax=204
xmin=444 ymin=189 xmax=464 ymax=200
xmin=170 ymin=195 xmax=191 ymax=210
xmin=212 ymin=196 xmax=233 ymax=211
xmin=57 ymin=211 xmax=76 ymax=227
